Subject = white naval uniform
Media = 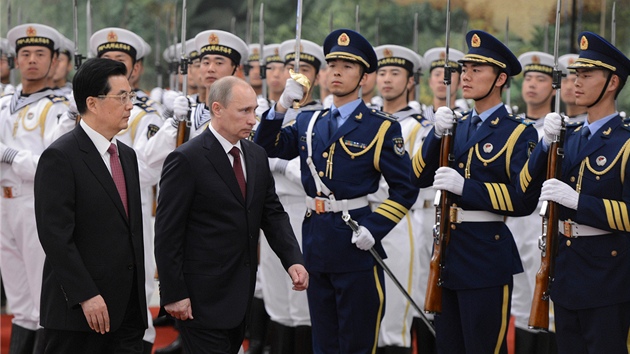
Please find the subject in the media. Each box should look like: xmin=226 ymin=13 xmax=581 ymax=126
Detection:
xmin=258 ymin=101 xmax=322 ymax=327
xmin=368 ymin=106 xmax=434 ymax=348
xmin=505 ymin=115 xmax=555 ymax=331
xmin=0 ymin=89 xmax=68 ymax=330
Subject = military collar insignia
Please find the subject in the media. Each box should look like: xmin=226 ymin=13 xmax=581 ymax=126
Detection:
xmin=355 ymin=112 xmax=363 ymax=120
xmin=491 ymin=117 xmax=500 ymax=125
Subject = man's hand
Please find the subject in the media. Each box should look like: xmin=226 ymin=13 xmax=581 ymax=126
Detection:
xmin=277 ymin=79 xmax=304 ymax=111
xmin=433 ymin=166 xmax=465 ymax=196
xmin=81 ymin=295 xmax=110 ymax=334
xmin=351 ymin=225 xmax=375 ymax=251
xmin=164 ymin=298 xmax=194 ymax=321
xmin=542 ymin=112 xmax=563 ymax=146
xmin=434 ymin=106 xmax=461 ymax=138
xmin=288 ymin=264 xmax=309 ymax=291
xmin=540 ymin=178 xmax=579 ymax=210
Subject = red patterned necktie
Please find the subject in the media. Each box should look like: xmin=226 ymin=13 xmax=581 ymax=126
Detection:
xmin=108 ymin=143 xmax=128 ymax=216
xmin=229 ymin=146 xmax=246 ymax=199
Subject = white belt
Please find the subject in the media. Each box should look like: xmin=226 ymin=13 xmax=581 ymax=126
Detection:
xmin=1 ymin=183 xmax=34 ymax=199
xmin=449 ymin=207 xmax=504 ymax=223
xmin=306 ymin=196 xmax=369 ymax=214
xmin=559 ymin=220 xmax=611 ymax=238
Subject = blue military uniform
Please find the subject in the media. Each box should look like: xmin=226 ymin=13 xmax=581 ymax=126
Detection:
xmin=255 ymin=29 xmax=418 ymax=354
xmin=411 ymin=30 xmax=539 ymax=354
xmin=518 ymin=32 xmax=630 ymax=354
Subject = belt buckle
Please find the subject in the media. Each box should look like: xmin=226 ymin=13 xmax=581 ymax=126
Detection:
xmin=449 ymin=206 xmax=462 ymax=223
xmin=563 ymin=220 xmax=576 ymax=238
xmin=2 ymin=187 xmax=13 ymax=199
xmin=315 ymin=199 xmax=326 ymax=214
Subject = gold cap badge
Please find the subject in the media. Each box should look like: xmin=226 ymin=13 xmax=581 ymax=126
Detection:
xmin=209 ymin=33 xmax=219 ymax=45
xmin=107 ymin=31 xmax=118 ymax=42
xmin=383 ymin=48 xmax=393 ymax=58
xmin=580 ymin=35 xmax=588 ymax=50
xmin=338 ymin=33 xmax=350 ymax=46
xmin=532 ymin=55 xmax=540 ymax=64
xmin=439 ymin=51 xmax=446 ymax=59
xmin=26 ymin=26 xmax=37 ymax=37
xmin=471 ymin=34 xmax=481 ymax=48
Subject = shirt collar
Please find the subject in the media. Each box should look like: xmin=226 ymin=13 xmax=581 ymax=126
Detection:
xmin=471 ymin=102 xmax=505 ymax=122
xmin=330 ymin=98 xmax=362 ymax=119
xmin=80 ymin=119 xmax=118 ymax=156
xmin=583 ymin=112 xmax=619 ymax=136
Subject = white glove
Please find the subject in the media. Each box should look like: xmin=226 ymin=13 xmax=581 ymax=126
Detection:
xmin=150 ymin=87 xmax=164 ymax=104
xmin=542 ymin=112 xmax=563 ymax=146
xmin=434 ymin=106 xmax=461 ymax=138
xmin=351 ymin=225 xmax=375 ymax=251
xmin=67 ymin=91 xmax=79 ymax=120
xmin=3 ymin=84 xmax=15 ymax=95
xmin=173 ymin=95 xmax=190 ymax=122
xmin=540 ymin=178 xmax=579 ymax=210
xmin=433 ymin=166 xmax=465 ymax=196
xmin=278 ymin=79 xmax=304 ymax=109
xmin=163 ymin=90 xmax=181 ymax=113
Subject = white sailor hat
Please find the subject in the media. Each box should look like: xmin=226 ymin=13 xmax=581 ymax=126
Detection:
xmin=163 ymin=44 xmax=177 ymax=63
xmin=279 ymin=39 xmax=326 ymax=70
xmin=194 ymin=30 xmax=248 ymax=65
xmin=248 ymin=43 xmax=262 ymax=62
xmin=58 ymin=35 xmax=75 ymax=58
xmin=375 ymin=44 xmax=422 ymax=74
xmin=518 ymin=51 xmax=561 ymax=77
xmin=8 ymin=23 xmax=61 ymax=52
xmin=186 ymin=39 xmax=199 ymax=61
xmin=140 ymin=39 xmax=151 ymax=60
xmin=558 ymin=53 xmax=579 ymax=75
xmin=423 ymin=47 xmax=464 ymax=73
xmin=0 ymin=38 xmax=15 ymax=56
xmin=90 ymin=27 xmax=145 ymax=61
xmin=262 ymin=44 xmax=282 ymax=65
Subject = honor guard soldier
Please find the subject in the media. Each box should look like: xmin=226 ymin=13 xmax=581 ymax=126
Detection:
xmin=142 ymin=30 xmax=248 ymax=171
xmin=411 ymin=30 xmax=539 ymax=353
xmin=372 ymin=44 xmax=431 ymax=354
xmin=519 ymin=31 xmax=630 ymax=354
xmin=257 ymin=38 xmax=325 ymax=353
xmin=255 ymin=29 xmax=419 ymax=354
xmin=558 ymin=54 xmax=587 ymax=123
xmin=89 ymin=27 xmax=164 ymax=353
xmin=248 ymin=43 xmax=264 ymax=97
xmin=422 ymin=47 xmax=467 ymax=121
xmin=264 ymin=44 xmax=286 ymax=104
xmin=507 ymin=50 xmax=560 ymax=353
xmin=51 ymin=35 xmax=74 ymax=99
xmin=0 ymin=38 xmax=15 ymax=95
xmin=1 ymin=23 xmax=69 ymax=353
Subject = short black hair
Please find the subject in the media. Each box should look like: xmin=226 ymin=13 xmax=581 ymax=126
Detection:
xmin=73 ymin=58 xmax=127 ymax=114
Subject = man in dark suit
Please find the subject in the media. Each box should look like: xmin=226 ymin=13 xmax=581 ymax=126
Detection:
xmin=34 ymin=58 xmax=148 ymax=353
xmin=155 ymin=76 xmax=308 ymax=354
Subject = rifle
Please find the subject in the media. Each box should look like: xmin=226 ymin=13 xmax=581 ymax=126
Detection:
xmin=425 ymin=0 xmax=457 ymax=315
xmin=176 ymin=0 xmax=190 ymax=147
xmin=86 ymin=0 xmax=92 ymax=58
xmin=528 ymin=0 xmax=565 ymax=331
xmin=72 ymin=0 xmax=85 ymax=70
xmin=504 ymin=17 xmax=511 ymax=111
xmin=259 ymin=3 xmax=266 ymax=99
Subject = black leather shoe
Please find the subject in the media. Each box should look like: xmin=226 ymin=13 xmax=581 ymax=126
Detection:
xmin=155 ymin=335 xmax=182 ymax=354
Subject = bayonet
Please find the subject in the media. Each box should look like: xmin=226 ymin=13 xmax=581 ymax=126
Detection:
xmin=86 ymin=0 xmax=92 ymax=58
xmin=374 ymin=18 xmax=380 ymax=46
xmin=355 ymin=5 xmax=360 ymax=33
xmin=155 ymin=19 xmax=162 ymax=89
xmin=611 ymin=1 xmax=616 ymax=46
xmin=291 ymin=0 xmax=304 ymax=109
xmin=413 ymin=13 xmax=421 ymax=102
xmin=328 ymin=10 xmax=333 ymax=33
xmin=504 ymin=17 xmax=511 ymax=110
xmin=259 ymin=3 xmax=266 ymax=99
xmin=72 ymin=0 xmax=85 ymax=70
xmin=180 ymin=0 xmax=188 ymax=96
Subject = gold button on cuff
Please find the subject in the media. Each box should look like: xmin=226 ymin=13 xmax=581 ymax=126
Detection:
xmin=566 ymin=240 xmax=572 ymax=246
xmin=612 ymin=250 xmax=618 ymax=257
xmin=322 ymin=152 xmax=329 ymax=158
xmin=318 ymin=171 xmax=324 ymax=177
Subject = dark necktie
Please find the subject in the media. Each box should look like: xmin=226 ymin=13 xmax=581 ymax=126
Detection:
xmin=329 ymin=109 xmax=340 ymax=136
xmin=108 ymin=143 xmax=128 ymax=216
xmin=468 ymin=115 xmax=481 ymax=141
xmin=229 ymin=146 xmax=246 ymax=199
xmin=578 ymin=127 xmax=590 ymax=150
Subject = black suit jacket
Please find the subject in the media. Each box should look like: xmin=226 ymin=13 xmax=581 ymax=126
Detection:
xmin=155 ymin=128 xmax=304 ymax=329
xmin=34 ymin=125 xmax=147 ymax=332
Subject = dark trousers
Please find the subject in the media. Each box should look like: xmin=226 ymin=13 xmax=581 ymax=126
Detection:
xmin=178 ymin=320 xmax=246 ymax=354
xmin=434 ymin=282 xmax=512 ymax=354
xmin=42 ymin=278 xmax=145 ymax=354
xmin=554 ymin=300 xmax=630 ymax=354
xmin=514 ymin=327 xmax=557 ymax=354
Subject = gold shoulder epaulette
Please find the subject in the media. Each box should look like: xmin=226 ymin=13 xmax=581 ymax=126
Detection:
xmin=46 ymin=94 xmax=68 ymax=103
xmin=370 ymin=109 xmax=396 ymax=121
xmin=135 ymin=102 xmax=157 ymax=113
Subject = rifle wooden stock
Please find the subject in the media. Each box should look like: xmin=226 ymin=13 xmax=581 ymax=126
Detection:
xmin=425 ymin=131 xmax=455 ymax=314
xmin=176 ymin=119 xmax=190 ymax=147
xmin=528 ymin=139 xmax=562 ymax=330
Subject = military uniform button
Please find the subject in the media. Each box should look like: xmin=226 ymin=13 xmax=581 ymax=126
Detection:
xmin=451 ymin=224 xmax=456 ymax=230
xmin=301 ymin=146 xmax=305 ymax=150
xmin=570 ymin=176 xmax=576 ymax=183
xmin=612 ymin=250 xmax=618 ymax=256
xmin=495 ymin=235 xmax=500 ymax=240
xmin=322 ymin=152 xmax=329 ymax=158
xmin=318 ymin=171 xmax=324 ymax=177
xmin=458 ymin=163 xmax=464 ymax=168
xmin=566 ymin=240 xmax=571 ymax=246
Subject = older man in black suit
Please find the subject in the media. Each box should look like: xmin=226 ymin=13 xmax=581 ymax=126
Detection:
xmin=155 ymin=76 xmax=308 ymax=354
xmin=34 ymin=58 xmax=148 ymax=353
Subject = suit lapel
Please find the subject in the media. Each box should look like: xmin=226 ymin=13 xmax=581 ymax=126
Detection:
xmin=203 ymin=130 xmax=246 ymax=205
xmin=74 ymin=126 xmax=129 ymax=222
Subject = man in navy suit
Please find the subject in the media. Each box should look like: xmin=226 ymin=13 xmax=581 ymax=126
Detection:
xmin=155 ymin=76 xmax=308 ymax=354
xmin=34 ymin=58 xmax=148 ymax=353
